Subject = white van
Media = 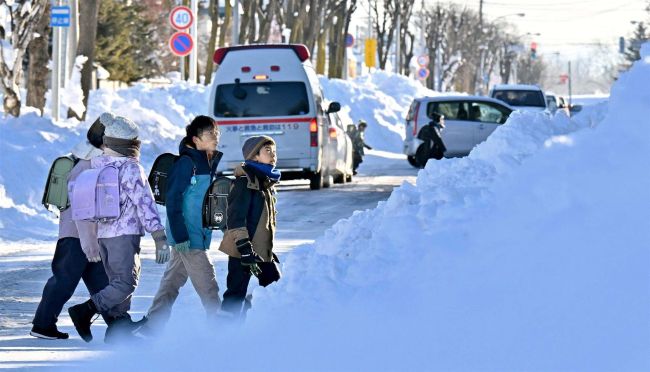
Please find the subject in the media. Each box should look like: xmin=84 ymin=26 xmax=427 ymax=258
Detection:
xmin=209 ymin=44 xmax=346 ymax=190
xmin=489 ymin=84 xmax=548 ymax=113
xmin=403 ymin=95 xmax=513 ymax=166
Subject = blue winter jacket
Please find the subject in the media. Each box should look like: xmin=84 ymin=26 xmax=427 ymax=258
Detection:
xmin=165 ymin=142 xmax=223 ymax=250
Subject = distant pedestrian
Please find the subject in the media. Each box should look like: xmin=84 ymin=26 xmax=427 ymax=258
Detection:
xmin=219 ymin=135 xmax=282 ymax=318
xmin=138 ymin=116 xmax=223 ymax=334
xmin=67 ymin=116 xmax=170 ymax=344
xmin=30 ymin=113 xmax=113 ymax=340
xmin=415 ymin=112 xmax=446 ymax=168
xmin=351 ymin=120 xmax=372 ymax=175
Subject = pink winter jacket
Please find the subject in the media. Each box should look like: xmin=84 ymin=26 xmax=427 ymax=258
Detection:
xmin=90 ymin=155 xmax=164 ymax=239
xmin=60 ymin=159 xmax=101 ymax=261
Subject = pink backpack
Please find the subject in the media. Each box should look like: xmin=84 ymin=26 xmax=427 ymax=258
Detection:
xmin=71 ymin=165 xmax=121 ymax=221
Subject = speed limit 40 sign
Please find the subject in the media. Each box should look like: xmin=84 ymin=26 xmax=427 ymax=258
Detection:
xmin=170 ymin=6 xmax=193 ymax=30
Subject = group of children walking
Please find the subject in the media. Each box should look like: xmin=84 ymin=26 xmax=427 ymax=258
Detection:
xmin=31 ymin=113 xmax=281 ymax=343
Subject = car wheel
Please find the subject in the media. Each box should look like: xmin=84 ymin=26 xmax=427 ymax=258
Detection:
xmin=333 ymin=173 xmax=345 ymax=184
xmin=407 ymin=155 xmax=419 ymax=168
xmin=309 ymin=171 xmax=323 ymax=190
xmin=323 ymin=170 xmax=332 ymax=188
xmin=345 ymin=173 xmax=352 ymax=183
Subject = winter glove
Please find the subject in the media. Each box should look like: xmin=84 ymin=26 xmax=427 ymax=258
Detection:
xmin=152 ymin=230 xmax=170 ymax=264
xmin=236 ymin=239 xmax=262 ymax=277
xmin=86 ymin=255 xmax=102 ymax=263
xmin=173 ymin=240 xmax=191 ymax=253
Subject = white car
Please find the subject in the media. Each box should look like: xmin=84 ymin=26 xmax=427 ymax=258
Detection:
xmin=489 ymin=84 xmax=547 ymax=113
xmin=209 ymin=44 xmax=352 ymax=190
xmin=545 ymin=93 xmax=570 ymax=116
xmin=403 ymin=95 xmax=513 ymax=166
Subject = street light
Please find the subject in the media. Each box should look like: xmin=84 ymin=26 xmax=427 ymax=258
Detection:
xmin=492 ymin=12 xmax=525 ymax=22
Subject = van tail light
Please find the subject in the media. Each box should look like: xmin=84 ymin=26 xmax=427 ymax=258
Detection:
xmin=309 ymin=118 xmax=318 ymax=147
xmin=270 ymin=65 xmax=280 ymax=72
xmin=328 ymin=127 xmax=337 ymax=140
xmin=213 ymin=48 xmax=228 ymax=64
xmin=412 ymin=101 xmax=421 ymax=136
xmin=241 ymin=66 xmax=251 ymax=72
xmin=291 ymin=44 xmax=311 ymax=62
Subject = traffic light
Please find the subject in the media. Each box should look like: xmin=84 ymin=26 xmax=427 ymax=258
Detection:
xmin=530 ymin=42 xmax=537 ymax=59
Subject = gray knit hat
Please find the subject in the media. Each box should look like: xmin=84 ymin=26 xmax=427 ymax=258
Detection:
xmin=104 ymin=116 xmax=138 ymax=140
xmin=242 ymin=135 xmax=275 ymax=160
xmin=87 ymin=112 xmax=115 ymax=148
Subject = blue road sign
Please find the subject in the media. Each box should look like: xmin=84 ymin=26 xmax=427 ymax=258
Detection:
xmin=169 ymin=32 xmax=193 ymax=57
xmin=417 ymin=67 xmax=429 ymax=80
xmin=51 ymin=6 xmax=70 ymax=27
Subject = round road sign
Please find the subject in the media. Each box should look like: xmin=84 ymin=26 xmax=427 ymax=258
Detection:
xmin=170 ymin=6 xmax=193 ymax=30
xmin=417 ymin=67 xmax=430 ymax=80
xmin=169 ymin=32 xmax=193 ymax=57
xmin=417 ymin=55 xmax=429 ymax=66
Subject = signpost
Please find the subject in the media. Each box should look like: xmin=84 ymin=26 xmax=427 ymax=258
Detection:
xmin=50 ymin=5 xmax=71 ymax=121
xmin=169 ymin=32 xmax=194 ymax=57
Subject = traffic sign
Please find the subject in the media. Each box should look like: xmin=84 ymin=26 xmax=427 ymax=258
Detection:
xmin=417 ymin=55 xmax=429 ymax=66
xmin=345 ymin=34 xmax=355 ymax=48
xmin=169 ymin=32 xmax=194 ymax=57
xmin=365 ymin=38 xmax=377 ymax=68
xmin=417 ymin=67 xmax=430 ymax=80
xmin=170 ymin=6 xmax=194 ymax=30
xmin=50 ymin=6 xmax=70 ymax=27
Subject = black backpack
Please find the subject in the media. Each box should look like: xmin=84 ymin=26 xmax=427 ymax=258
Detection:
xmin=202 ymin=176 xmax=236 ymax=231
xmin=148 ymin=153 xmax=196 ymax=205
xmin=42 ymin=155 xmax=79 ymax=212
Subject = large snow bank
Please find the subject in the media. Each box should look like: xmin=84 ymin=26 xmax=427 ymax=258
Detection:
xmin=89 ymin=45 xmax=647 ymax=370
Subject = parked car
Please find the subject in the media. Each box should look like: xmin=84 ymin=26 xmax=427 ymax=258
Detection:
xmin=403 ymin=95 xmax=514 ymax=166
xmin=209 ymin=44 xmax=352 ymax=190
xmin=489 ymin=84 xmax=547 ymax=113
xmin=545 ymin=93 xmax=570 ymax=116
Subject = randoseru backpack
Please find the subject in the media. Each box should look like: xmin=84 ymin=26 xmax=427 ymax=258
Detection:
xmin=202 ymin=176 xmax=236 ymax=231
xmin=42 ymin=155 xmax=78 ymax=212
xmin=70 ymin=165 xmax=121 ymax=222
xmin=148 ymin=153 xmax=196 ymax=205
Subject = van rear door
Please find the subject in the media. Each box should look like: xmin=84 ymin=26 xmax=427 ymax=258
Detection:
xmin=214 ymin=80 xmax=314 ymax=165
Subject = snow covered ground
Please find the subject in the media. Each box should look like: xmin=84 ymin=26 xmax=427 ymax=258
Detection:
xmin=2 ymin=45 xmax=649 ymax=370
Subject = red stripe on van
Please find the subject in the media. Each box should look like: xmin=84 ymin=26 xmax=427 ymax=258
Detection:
xmin=216 ymin=118 xmax=315 ymax=125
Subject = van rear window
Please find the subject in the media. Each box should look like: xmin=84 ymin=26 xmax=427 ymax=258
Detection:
xmin=214 ymin=82 xmax=310 ymax=117
xmin=492 ymin=90 xmax=545 ymax=107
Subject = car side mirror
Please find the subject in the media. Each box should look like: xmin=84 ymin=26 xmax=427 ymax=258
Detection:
xmin=327 ymin=101 xmax=341 ymax=114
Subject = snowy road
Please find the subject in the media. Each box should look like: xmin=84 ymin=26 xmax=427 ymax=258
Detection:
xmin=0 ymin=150 xmax=417 ymax=369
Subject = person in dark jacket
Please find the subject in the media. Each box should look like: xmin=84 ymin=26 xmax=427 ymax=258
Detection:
xmin=219 ymin=135 xmax=281 ymax=317
xmin=30 ymin=114 xmax=113 ymax=340
xmin=139 ymin=115 xmax=223 ymax=333
xmin=351 ymin=120 xmax=372 ymax=175
xmin=415 ymin=112 xmax=447 ymax=168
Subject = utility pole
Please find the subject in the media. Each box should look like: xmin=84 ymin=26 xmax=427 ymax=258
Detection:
xmin=189 ymin=0 xmax=198 ymax=82
xmin=395 ymin=11 xmax=401 ymax=74
xmin=65 ymin=0 xmax=78 ymax=80
xmin=233 ymin=0 xmax=240 ymax=46
xmin=51 ymin=0 xmax=62 ymax=121
xmin=568 ymin=60 xmax=572 ymax=107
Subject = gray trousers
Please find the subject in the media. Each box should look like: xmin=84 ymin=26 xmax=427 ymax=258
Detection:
xmin=91 ymin=235 xmax=141 ymax=318
xmin=146 ymin=249 xmax=220 ymax=328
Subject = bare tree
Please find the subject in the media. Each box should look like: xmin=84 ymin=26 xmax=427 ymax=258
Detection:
xmin=69 ymin=0 xmax=99 ymax=120
xmin=204 ymin=0 xmax=220 ymax=84
xmin=0 ymin=0 xmax=48 ymax=116
xmin=26 ymin=2 xmax=51 ymax=115
xmin=371 ymin=0 xmax=415 ymax=70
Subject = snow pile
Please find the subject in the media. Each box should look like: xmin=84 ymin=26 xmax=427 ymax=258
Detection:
xmin=244 ymin=46 xmax=648 ymax=369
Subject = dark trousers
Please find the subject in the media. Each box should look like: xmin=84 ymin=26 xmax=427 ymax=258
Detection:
xmin=33 ymin=237 xmax=109 ymax=329
xmin=221 ymin=257 xmax=252 ymax=315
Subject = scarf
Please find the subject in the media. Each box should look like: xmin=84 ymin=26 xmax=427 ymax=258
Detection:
xmin=244 ymin=160 xmax=281 ymax=182
xmin=103 ymin=136 xmax=141 ymax=158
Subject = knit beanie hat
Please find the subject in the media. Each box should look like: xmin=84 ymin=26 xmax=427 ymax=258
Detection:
xmin=242 ymin=135 xmax=275 ymax=160
xmin=104 ymin=116 xmax=138 ymax=140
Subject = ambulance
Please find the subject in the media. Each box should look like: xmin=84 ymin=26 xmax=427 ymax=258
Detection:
xmin=209 ymin=44 xmax=352 ymax=190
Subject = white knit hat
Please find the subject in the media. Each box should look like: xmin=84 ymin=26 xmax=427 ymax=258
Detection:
xmin=104 ymin=116 xmax=139 ymax=140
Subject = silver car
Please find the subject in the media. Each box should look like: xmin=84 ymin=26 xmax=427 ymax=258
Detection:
xmin=403 ymin=95 xmax=513 ymax=166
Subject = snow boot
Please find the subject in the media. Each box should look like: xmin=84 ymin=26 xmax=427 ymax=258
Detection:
xmin=104 ymin=314 xmax=142 ymax=344
xmin=30 ymin=325 xmax=69 ymax=340
xmin=68 ymin=299 xmax=98 ymax=342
